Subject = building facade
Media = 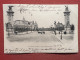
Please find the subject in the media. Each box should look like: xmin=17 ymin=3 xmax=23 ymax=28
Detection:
xmin=13 ymin=18 xmax=38 ymax=32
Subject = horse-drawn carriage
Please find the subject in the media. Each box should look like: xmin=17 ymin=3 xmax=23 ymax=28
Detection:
xmin=38 ymin=31 xmax=45 ymax=34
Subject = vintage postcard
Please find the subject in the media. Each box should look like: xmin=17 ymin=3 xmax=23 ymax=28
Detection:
xmin=3 ymin=4 xmax=78 ymax=53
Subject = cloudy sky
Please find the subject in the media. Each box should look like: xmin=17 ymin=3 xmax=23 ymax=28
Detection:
xmin=3 ymin=4 xmax=78 ymax=28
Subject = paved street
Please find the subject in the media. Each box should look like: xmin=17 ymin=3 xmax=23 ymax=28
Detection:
xmin=7 ymin=31 xmax=61 ymax=43
xmin=4 ymin=31 xmax=74 ymax=53
xmin=6 ymin=31 xmax=73 ymax=44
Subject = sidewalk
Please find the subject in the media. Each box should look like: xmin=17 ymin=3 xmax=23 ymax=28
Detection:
xmin=53 ymin=33 xmax=74 ymax=44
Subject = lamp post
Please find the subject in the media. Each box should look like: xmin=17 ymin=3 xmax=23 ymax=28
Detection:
xmin=61 ymin=30 xmax=62 ymax=40
xmin=8 ymin=28 xmax=10 ymax=37
xmin=7 ymin=23 xmax=11 ymax=37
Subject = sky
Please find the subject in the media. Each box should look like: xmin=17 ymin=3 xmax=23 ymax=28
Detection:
xmin=3 ymin=4 xmax=78 ymax=28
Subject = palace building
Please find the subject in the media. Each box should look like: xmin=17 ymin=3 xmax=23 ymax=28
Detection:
xmin=13 ymin=18 xmax=38 ymax=32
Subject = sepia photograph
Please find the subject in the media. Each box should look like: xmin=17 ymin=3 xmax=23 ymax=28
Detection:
xmin=3 ymin=4 xmax=78 ymax=53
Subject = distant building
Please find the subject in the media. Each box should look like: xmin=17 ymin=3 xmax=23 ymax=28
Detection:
xmin=33 ymin=21 xmax=38 ymax=31
xmin=13 ymin=18 xmax=38 ymax=31
xmin=54 ymin=22 xmax=64 ymax=31
xmin=14 ymin=20 xmax=27 ymax=28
